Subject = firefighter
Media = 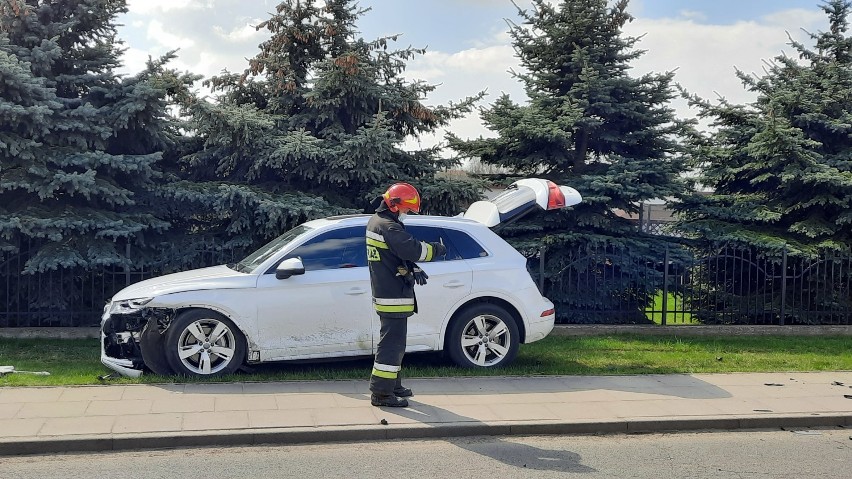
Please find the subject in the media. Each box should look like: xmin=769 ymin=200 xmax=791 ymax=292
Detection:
xmin=366 ymin=182 xmax=446 ymax=407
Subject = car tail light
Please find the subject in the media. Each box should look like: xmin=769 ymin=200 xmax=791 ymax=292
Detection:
xmin=540 ymin=308 xmax=555 ymax=317
xmin=546 ymin=181 xmax=565 ymax=210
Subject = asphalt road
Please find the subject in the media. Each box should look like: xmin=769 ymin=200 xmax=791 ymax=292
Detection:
xmin=1 ymin=429 xmax=850 ymax=478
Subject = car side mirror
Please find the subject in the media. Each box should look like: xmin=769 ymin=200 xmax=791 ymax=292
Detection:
xmin=276 ymin=258 xmax=305 ymax=280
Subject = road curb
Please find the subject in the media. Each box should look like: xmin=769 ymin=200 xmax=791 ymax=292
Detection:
xmin=2 ymin=413 xmax=850 ymax=457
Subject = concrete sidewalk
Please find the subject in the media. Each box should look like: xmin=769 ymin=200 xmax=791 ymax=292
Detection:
xmin=1 ymin=371 xmax=851 ymax=456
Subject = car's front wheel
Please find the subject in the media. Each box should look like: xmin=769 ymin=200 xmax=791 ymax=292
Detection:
xmin=140 ymin=319 xmax=174 ymax=376
xmin=446 ymin=303 xmax=519 ymax=368
xmin=164 ymin=309 xmax=246 ymax=377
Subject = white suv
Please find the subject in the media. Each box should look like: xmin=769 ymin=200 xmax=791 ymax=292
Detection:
xmin=101 ymin=179 xmax=581 ymax=377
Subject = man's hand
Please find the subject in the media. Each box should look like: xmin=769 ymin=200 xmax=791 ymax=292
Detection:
xmin=397 ymin=265 xmax=414 ymax=287
xmin=430 ymin=241 xmax=447 ymax=258
xmin=412 ymin=265 xmax=429 ymax=286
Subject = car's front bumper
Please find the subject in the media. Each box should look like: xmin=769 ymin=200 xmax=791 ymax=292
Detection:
xmin=100 ymin=310 xmax=145 ymax=377
xmin=100 ymin=342 xmax=143 ymax=377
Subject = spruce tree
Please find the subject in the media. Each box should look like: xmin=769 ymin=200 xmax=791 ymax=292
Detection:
xmin=0 ymin=31 xmax=60 ymax=253
xmin=170 ymin=0 xmax=484 ymax=249
xmin=679 ymin=0 xmax=852 ymax=256
xmin=0 ymin=0 xmax=182 ymax=272
xmin=448 ymin=0 xmax=690 ymax=323
xmin=674 ymin=0 xmax=852 ymax=324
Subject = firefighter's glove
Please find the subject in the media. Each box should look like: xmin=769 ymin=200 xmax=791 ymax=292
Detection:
xmin=430 ymin=241 xmax=447 ymax=258
xmin=412 ymin=266 xmax=429 ymax=286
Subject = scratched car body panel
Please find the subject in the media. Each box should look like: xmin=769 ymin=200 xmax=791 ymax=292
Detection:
xmin=100 ymin=179 xmax=581 ymax=377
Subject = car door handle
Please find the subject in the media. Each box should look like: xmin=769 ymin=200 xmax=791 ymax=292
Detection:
xmin=443 ymin=280 xmax=465 ymax=289
xmin=345 ymin=288 xmax=367 ymax=295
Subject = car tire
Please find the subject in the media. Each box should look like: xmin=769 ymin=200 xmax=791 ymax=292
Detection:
xmin=446 ymin=303 xmax=519 ymax=368
xmin=164 ymin=309 xmax=246 ymax=377
xmin=139 ymin=319 xmax=174 ymax=376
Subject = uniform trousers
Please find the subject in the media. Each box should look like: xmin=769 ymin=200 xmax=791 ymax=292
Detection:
xmin=369 ymin=314 xmax=408 ymax=395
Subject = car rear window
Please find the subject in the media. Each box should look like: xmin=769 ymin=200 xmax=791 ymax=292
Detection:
xmin=406 ymin=225 xmax=488 ymax=261
xmin=441 ymin=228 xmax=488 ymax=260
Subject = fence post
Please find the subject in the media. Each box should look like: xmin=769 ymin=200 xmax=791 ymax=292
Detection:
xmin=538 ymin=246 xmax=546 ymax=295
xmin=125 ymin=242 xmax=131 ymax=286
xmin=780 ymin=246 xmax=787 ymax=325
xmin=662 ymin=246 xmax=669 ymax=326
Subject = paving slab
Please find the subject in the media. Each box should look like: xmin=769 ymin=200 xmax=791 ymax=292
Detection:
xmin=111 ymin=413 xmax=183 ymax=434
xmin=86 ymin=399 xmax=153 ymax=416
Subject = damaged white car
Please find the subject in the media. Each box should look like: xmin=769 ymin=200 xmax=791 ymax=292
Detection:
xmin=101 ymin=179 xmax=581 ymax=377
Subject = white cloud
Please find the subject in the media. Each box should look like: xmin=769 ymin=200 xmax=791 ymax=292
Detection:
xmin=213 ymin=21 xmax=266 ymax=43
xmin=470 ymin=29 xmax=513 ymax=49
xmin=127 ymin=0 xmax=204 ymax=15
xmin=761 ymin=8 xmax=825 ymax=27
xmin=678 ymin=10 xmax=706 ymax=21
xmin=402 ymin=42 xmax=524 ymax=150
xmin=116 ymin=46 xmax=151 ymax=77
xmin=409 ymin=45 xmax=517 ymax=81
xmin=622 ymin=11 xmax=827 ymax=130
xmin=146 ymin=19 xmax=196 ymax=50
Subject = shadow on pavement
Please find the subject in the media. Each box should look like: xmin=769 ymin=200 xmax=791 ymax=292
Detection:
xmin=452 ymin=438 xmax=596 ymax=473
xmin=378 ymin=399 xmax=597 ymax=473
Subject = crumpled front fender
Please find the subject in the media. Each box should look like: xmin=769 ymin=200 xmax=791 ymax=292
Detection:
xmin=101 ymin=308 xmax=177 ymax=377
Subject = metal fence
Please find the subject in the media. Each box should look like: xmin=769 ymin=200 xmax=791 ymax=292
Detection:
xmin=1 ymin=239 xmax=241 ymax=328
xmin=640 ymin=219 xmax=677 ymax=237
xmin=665 ymin=247 xmax=852 ymax=325
xmin=538 ymin=245 xmax=852 ymax=325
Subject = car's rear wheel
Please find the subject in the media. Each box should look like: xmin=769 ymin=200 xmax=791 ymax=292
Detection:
xmin=164 ymin=309 xmax=246 ymax=377
xmin=446 ymin=303 xmax=519 ymax=368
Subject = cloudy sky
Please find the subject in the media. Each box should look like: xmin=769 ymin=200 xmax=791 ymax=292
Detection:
xmin=117 ymin=0 xmax=830 ymax=148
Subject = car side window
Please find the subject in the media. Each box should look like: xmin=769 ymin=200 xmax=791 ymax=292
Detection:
xmin=405 ymin=226 xmax=450 ymax=261
xmin=278 ymin=226 xmax=367 ymax=272
xmin=441 ymin=228 xmax=489 ymax=259
xmin=405 ymin=225 xmax=463 ymax=262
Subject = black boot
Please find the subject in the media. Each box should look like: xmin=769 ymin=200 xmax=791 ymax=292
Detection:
xmin=371 ymin=394 xmax=409 ymax=407
xmin=393 ymin=386 xmax=413 ymax=397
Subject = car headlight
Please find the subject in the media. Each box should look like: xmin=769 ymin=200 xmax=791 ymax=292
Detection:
xmin=109 ymin=298 xmax=153 ymax=315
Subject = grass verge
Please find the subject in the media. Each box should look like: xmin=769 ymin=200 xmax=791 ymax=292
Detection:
xmin=1 ymin=334 xmax=851 ymax=387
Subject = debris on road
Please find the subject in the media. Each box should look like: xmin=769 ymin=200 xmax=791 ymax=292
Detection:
xmin=0 ymin=366 xmax=50 ymax=377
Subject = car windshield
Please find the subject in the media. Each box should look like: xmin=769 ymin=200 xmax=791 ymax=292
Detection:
xmin=229 ymin=225 xmax=312 ymax=273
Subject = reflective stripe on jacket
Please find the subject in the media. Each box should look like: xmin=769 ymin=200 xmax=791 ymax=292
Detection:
xmin=366 ymin=206 xmax=437 ymax=318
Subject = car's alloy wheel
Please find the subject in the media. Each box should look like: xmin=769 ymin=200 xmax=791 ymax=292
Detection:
xmin=447 ymin=304 xmax=519 ymax=368
xmin=164 ymin=310 xmax=246 ymax=377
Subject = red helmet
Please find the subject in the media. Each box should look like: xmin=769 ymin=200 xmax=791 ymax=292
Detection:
xmin=382 ymin=182 xmax=421 ymax=213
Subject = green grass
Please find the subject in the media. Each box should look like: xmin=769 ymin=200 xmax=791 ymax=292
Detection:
xmin=2 ymin=334 xmax=851 ymax=387
xmin=646 ymin=292 xmax=698 ymax=325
